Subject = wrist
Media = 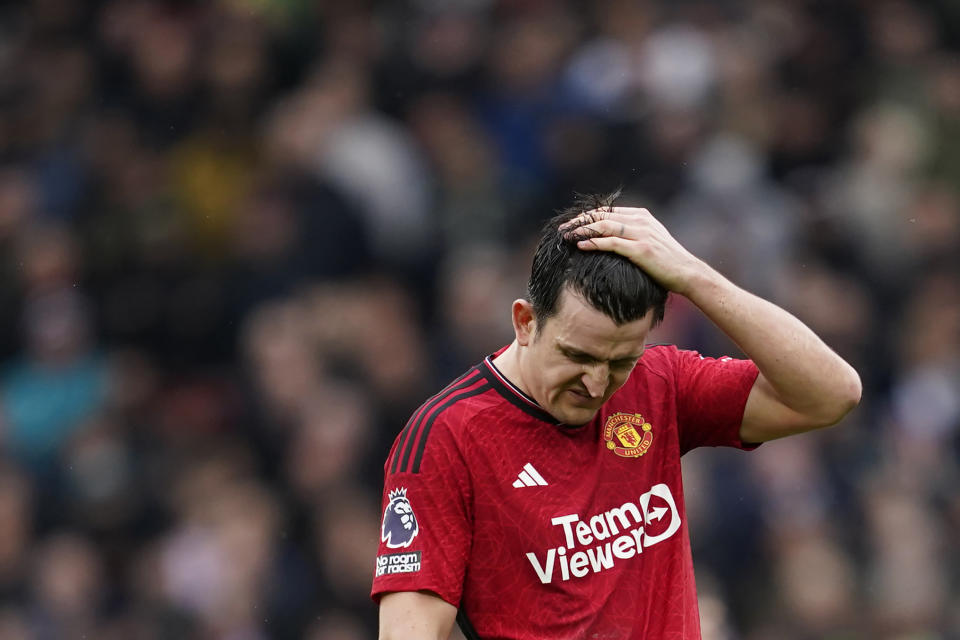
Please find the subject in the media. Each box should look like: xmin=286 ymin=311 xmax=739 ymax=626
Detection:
xmin=673 ymin=258 xmax=724 ymax=300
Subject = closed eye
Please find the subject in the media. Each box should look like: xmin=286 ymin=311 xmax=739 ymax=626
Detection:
xmin=557 ymin=345 xmax=592 ymax=362
xmin=558 ymin=345 xmax=639 ymax=370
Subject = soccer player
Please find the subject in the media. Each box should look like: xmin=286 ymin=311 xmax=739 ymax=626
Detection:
xmin=372 ymin=195 xmax=862 ymax=639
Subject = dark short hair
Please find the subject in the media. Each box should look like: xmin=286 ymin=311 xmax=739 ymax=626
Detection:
xmin=527 ymin=191 xmax=668 ymax=329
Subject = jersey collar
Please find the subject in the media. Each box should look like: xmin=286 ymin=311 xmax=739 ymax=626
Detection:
xmin=481 ymin=347 xmax=564 ymax=426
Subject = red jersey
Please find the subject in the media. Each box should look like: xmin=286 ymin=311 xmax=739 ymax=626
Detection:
xmin=371 ymin=344 xmax=759 ymax=639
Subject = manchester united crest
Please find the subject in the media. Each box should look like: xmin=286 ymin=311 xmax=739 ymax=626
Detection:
xmin=603 ymin=412 xmax=653 ymax=458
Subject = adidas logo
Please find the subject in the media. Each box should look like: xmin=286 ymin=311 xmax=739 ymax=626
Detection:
xmin=513 ymin=463 xmax=548 ymax=488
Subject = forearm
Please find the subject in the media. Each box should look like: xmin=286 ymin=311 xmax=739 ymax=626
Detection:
xmin=681 ymin=262 xmax=862 ymax=425
xmin=557 ymin=205 xmax=862 ymax=428
xmin=379 ymin=591 xmax=457 ymax=640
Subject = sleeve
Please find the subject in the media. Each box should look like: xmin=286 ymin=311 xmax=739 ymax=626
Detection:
xmin=671 ymin=347 xmax=760 ymax=454
xmin=370 ymin=416 xmax=472 ymax=607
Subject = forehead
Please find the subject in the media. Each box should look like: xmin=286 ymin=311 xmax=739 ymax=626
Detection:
xmin=542 ymin=288 xmax=653 ymax=352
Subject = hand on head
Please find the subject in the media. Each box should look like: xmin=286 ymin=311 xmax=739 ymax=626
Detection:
xmin=559 ymin=207 xmax=704 ymax=295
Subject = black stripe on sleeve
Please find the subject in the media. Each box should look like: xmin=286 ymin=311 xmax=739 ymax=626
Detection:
xmin=390 ymin=407 xmax=426 ymax=475
xmin=457 ymin=610 xmax=483 ymax=640
xmin=391 ymin=368 xmax=481 ymax=475
xmin=410 ymin=382 xmax=490 ymax=474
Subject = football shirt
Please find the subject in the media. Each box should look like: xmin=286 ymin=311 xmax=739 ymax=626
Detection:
xmin=372 ymin=344 xmax=759 ymax=639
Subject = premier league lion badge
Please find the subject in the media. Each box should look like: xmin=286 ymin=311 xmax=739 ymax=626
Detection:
xmin=381 ymin=487 xmax=419 ymax=548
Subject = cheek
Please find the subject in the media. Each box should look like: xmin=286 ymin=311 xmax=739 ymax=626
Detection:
xmin=613 ymin=369 xmax=632 ymax=383
xmin=604 ymin=372 xmax=631 ymax=395
xmin=545 ymin=363 xmax=581 ymax=387
xmin=549 ymin=375 xmax=591 ymax=407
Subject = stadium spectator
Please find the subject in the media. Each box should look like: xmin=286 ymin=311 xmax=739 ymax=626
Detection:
xmin=0 ymin=0 xmax=954 ymax=637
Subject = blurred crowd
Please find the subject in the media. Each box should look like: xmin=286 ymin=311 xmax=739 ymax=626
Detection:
xmin=0 ymin=0 xmax=958 ymax=638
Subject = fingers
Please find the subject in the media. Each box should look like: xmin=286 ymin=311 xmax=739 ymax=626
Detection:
xmin=573 ymin=235 xmax=626 ymax=253
xmin=559 ymin=207 xmax=657 ymax=259
xmin=561 ymin=218 xmax=630 ymax=243
xmin=558 ymin=207 xmax=649 ymax=232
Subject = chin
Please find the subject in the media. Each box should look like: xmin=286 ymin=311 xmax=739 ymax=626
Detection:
xmin=556 ymin=405 xmax=599 ymax=426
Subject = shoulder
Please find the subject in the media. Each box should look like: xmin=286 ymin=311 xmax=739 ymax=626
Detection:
xmin=634 ymin=344 xmax=748 ymax=385
xmin=387 ymin=366 xmax=498 ymax=475
xmin=633 ymin=344 xmax=685 ymax=383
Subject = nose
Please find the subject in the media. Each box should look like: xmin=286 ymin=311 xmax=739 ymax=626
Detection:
xmin=581 ymin=365 xmax=608 ymax=398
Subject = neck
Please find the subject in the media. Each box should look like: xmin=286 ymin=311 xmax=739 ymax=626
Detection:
xmin=491 ymin=341 xmax=533 ymax=398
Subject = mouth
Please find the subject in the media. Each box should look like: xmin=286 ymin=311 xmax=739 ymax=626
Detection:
xmin=566 ymin=388 xmax=600 ymax=407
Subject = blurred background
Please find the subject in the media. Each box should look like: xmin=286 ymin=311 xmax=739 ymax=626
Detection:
xmin=0 ymin=0 xmax=957 ymax=638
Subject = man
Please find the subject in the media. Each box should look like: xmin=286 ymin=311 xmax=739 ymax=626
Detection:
xmin=372 ymin=194 xmax=861 ymax=639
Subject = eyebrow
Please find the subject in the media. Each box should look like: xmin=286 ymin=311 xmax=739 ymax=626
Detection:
xmin=557 ymin=343 xmax=643 ymax=364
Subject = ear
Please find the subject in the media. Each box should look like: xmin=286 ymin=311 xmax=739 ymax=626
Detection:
xmin=512 ymin=299 xmax=537 ymax=346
